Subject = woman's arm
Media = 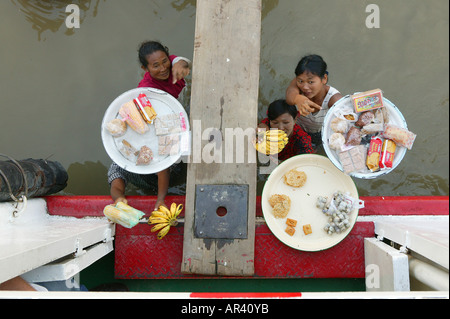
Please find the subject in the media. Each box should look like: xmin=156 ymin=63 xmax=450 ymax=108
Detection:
xmin=172 ymin=57 xmax=192 ymax=84
xmin=110 ymin=178 xmax=127 ymax=205
xmin=155 ymin=168 xmax=170 ymax=210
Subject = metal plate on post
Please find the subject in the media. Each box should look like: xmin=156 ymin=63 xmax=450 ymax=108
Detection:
xmin=194 ymin=184 xmax=248 ymax=239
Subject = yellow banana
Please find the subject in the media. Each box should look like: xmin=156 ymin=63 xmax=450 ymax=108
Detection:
xmin=151 ymin=210 xmax=168 ymax=218
xmin=254 ymin=129 xmax=288 ymax=155
xmin=148 ymin=202 xmax=183 ymax=239
xmin=157 ymin=224 xmax=171 ymax=240
xmin=158 ymin=205 xmax=171 ymax=216
xmin=169 ymin=202 xmax=177 ymax=219
xmin=151 ymin=222 xmax=169 ymax=232
xmin=175 ymin=204 xmax=183 ymax=218
xmin=148 ymin=216 xmax=169 ymax=224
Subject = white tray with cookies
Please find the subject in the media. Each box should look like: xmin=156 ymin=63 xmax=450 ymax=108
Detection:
xmin=261 ymin=154 xmax=361 ymax=251
xmin=101 ymin=87 xmax=190 ymax=174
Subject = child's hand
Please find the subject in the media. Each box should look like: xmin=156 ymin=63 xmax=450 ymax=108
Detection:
xmin=295 ymin=95 xmax=321 ymax=116
xmin=172 ymin=60 xmax=190 ymax=84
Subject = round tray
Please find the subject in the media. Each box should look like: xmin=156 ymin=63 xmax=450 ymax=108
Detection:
xmin=322 ymin=94 xmax=408 ymax=179
xmin=101 ymin=87 xmax=190 ymax=174
xmin=261 ymin=154 xmax=360 ymax=252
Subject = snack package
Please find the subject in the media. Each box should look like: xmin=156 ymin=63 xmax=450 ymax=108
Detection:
xmin=136 ymin=145 xmax=153 ymax=165
xmin=351 ymin=89 xmax=384 ymax=113
xmin=345 ymin=126 xmax=362 ymax=146
xmin=382 ymin=124 xmax=416 ymax=150
xmin=330 ymin=117 xmax=349 ymax=133
xmin=119 ymin=139 xmax=139 ymax=158
xmin=328 ymin=132 xmax=346 ymax=151
xmin=379 ymin=139 xmax=397 ymax=170
xmin=134 ymin=93 xmax=157 ymax=124
xmin=355 ymin=111 xmax=375 ymax=127
xmin=119 ymin=101 xmax=149 ymax=134
xmin=366 ymin=136 xmax=383 ymax=172
xmin=105 ymin=118 xmax=127 ymax=137
xmin=338 ymin=145 xmax=367 ymax=174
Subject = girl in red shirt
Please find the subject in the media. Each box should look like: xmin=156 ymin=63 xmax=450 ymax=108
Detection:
xmin=258 ymin=99 xmax=314 ymax=162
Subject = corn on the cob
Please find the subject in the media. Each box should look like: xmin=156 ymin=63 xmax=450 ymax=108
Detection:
xmin=103 ymin=204 xmax=143 ymax=228
xmin=119 ymin=101 xmax=149 ymax=134
xmin=115 ymin=202 xmax=145 ymax=221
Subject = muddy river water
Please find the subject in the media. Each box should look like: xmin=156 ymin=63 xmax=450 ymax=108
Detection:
xmin=1 ymin=0 xmax=448 ymax=198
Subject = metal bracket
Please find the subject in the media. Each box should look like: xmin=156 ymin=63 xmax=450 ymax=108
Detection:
xmin=194 ymin=184 xmax=248 ymax=239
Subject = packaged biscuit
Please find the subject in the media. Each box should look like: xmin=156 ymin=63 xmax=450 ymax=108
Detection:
xmin=379 ymin=139 xmax=396 ymax=170
xmin=366 ymin=136 xmax=383 ymax=172
xmin=383 ymin=124 xmax=416 ymax=150
xmin=351 ymin=89 xmax=384 ymax=113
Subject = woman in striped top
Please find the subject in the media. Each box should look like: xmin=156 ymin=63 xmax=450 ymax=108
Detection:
xmin=286 ymin=54 xmax=343 ymax=148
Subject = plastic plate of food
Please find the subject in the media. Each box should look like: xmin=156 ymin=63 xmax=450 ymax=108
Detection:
xmin=261 ymin=154 xmax=363 ymax=251
xmin=322 ymin=91 xmax=411 ymax=179
xmin=101 ymin=87 xmax=190 ymax=174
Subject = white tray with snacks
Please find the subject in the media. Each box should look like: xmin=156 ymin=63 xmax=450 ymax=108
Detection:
xmin=261 ymin=154 xmax=362 ymax=251
xmin=101 ymin=87 xmax=190 ymax=174
xmin=322 ymin=90 xmax=416 ymax=179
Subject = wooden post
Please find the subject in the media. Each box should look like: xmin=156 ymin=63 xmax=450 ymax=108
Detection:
xmin=181 ymin=0 xmax=261 ymax=276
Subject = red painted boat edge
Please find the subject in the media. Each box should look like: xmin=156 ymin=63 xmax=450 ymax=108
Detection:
xmin=45 ymin=195 xmax=449 ymax=217
xmin=189 ymin=292 xmax=302 ymax=299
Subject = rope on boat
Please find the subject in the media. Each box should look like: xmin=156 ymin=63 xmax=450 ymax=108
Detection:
xmin=0 ymin=154 xmax=28 ymax=217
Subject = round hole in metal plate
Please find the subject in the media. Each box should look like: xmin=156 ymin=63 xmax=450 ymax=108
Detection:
xmin=216 ymin=206 xmax=228 ymax=217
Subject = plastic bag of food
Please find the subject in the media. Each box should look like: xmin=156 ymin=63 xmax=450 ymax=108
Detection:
xmin=382 ymin=124 xmax=416 ymax=150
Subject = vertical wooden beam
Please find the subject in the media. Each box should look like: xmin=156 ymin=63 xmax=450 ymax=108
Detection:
xmin=181 ymin=0 xmax=261 ymax=276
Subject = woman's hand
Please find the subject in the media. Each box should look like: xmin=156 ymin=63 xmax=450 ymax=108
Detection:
xmin=295 ymin=95 xmax=321 ymax=116
xmin=172 ymin=60 xmax=190 ymax=84
xmin=154 ymin=199 xmax=167 ymax=211
xmin=114 ymin=196 xmax=127 ymax=205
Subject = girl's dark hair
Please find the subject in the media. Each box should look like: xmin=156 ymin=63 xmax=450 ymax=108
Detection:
xmin=295 ymin=54 xmax=328 ymax=78
xmin=138 ymin=41 xmax=170 ymax=68
xmin=267 ymin=99 xmax=297 ymax=121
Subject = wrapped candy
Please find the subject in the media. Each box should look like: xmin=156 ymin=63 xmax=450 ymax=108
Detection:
xmin=328 ymin=133 xmax=346 ymax=151
xmin=105 ymin=118 xmax=127 ymax=137
xmin=330 ymin=117 xmax=349 ymax=133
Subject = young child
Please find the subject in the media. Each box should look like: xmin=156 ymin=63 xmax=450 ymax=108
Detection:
xmin=108 ymin=41 xmax=191 ymax=210
xmin=258 ymin=99 xmax=314 ymax=161
xmin=286 ymin=54 xmax=342 ymax=147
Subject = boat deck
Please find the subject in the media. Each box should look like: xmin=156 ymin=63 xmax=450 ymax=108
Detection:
xmin=45 ymin=195 xmax=449 ymax=281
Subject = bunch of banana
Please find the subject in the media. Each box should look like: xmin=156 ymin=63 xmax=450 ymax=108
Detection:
xmin=148 ymin=203 xmax=183 ymax=239
xmin=253 ymin=129 xmax=289 ymax=155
